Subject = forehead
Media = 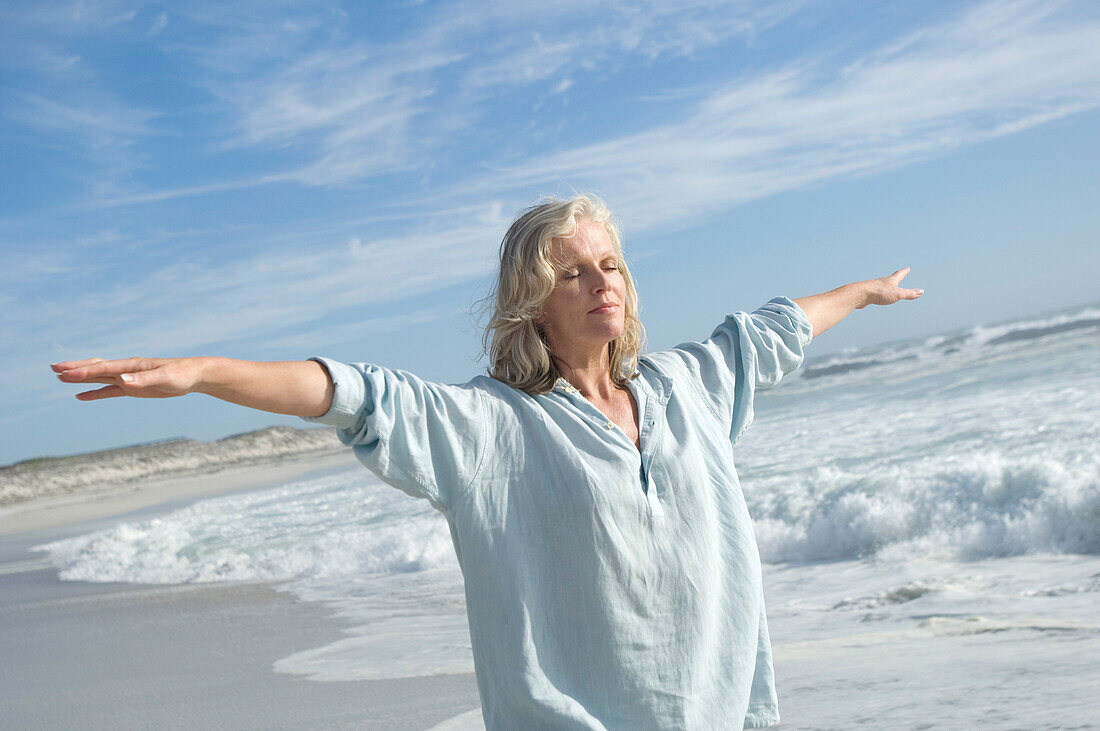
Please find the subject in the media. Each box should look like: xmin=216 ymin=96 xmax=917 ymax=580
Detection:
xmin=551 ymin=218 xmax=617 ymax=263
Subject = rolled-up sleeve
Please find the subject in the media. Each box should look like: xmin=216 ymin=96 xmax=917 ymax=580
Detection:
xmin=301 ymin=357 xmax=490 ymax=514
xmin=667 ymin=297 xmax=812 ymax=444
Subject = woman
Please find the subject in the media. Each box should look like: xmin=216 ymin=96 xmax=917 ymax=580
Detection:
xmin=54 ymin=194 xmax=922 ymax=729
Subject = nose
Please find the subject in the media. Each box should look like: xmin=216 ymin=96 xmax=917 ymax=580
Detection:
xmin=592 ymin=268 xmax=615 ymax=293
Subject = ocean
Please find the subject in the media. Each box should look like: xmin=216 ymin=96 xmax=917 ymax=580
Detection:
xmin=29 ymin=301 xmax=1100 ymax=729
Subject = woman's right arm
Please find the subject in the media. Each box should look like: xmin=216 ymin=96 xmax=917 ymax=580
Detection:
xmin=57 ymin=355 xmax=496 ymax=513
xmin=52 ymin=357 xmax=334 ymax=418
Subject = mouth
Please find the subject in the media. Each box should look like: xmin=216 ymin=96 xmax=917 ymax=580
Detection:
xmin=588 ymin=303 xmax=618 ymax=314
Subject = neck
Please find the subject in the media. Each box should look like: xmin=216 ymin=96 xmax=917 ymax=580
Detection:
xmin=552 ymin=345 xmax=617 ymax=399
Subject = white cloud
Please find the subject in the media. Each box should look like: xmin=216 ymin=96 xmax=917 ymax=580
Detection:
xmin=153 ymin=0 xmax=792 ymax=188
xmin=1 ymin=0 xmax=794 ymax=210
xmin=3 ymin=90 xmax=155 ymax=150
xmin=475 ymin=0 xmax=1100 ymax=228
xmin=51 ymin=0 xmax=1097 ymax=219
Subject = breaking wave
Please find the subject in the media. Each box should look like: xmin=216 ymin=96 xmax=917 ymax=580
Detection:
xmin=752 ymin=451 xmax=1100 ymax=563
xmin=801 ymin=304 xmax=1100 ymax=380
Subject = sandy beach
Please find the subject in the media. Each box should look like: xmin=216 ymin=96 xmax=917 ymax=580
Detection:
xmin=0 ymin=452 xmax=483 ymax=730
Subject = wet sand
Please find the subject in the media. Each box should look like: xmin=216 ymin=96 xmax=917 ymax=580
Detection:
xmin=0 ymin=454 xmax=483 ymax=730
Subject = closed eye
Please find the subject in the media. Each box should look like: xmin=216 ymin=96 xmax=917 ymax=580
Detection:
xmin=560 ymin=263 xmax=618 ymax=279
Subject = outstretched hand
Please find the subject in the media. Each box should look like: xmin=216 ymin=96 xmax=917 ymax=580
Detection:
xmin=792 ymin=268 xmax=923 ymax=338
xmin=52 ymin=357 xmax=206 ymax=401
xmin=858 ymin=267 xmax=924 ymax=309
xmin=54 ymin=357 xmax=333 ymax=416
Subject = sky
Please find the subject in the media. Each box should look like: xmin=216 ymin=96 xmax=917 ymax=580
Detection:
xmin=2 ymin=0 xmax=1099 ymax=465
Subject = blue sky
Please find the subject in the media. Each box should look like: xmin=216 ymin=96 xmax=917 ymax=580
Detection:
xmin=3 ymin=0 xmax=1099 ymax=464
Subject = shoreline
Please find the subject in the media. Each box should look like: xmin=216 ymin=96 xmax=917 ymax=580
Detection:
xmin=0 ymin=448 xmax=484 ymax=730
xmin=0 ymin=449 xmax=359 ymax=537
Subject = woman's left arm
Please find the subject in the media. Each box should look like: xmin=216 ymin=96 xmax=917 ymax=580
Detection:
xmin=793 ymin=267 xmax=923 ymax=339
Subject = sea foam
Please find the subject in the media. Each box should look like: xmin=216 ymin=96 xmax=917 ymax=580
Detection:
xmin=751 ymin=451 xmax=1100 ymax=563
xmin=33 ymin=469 xmax=457 ymax=585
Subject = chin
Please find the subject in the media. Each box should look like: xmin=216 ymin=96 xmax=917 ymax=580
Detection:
xmin=595 ymin=322 xmax=626 ymax=343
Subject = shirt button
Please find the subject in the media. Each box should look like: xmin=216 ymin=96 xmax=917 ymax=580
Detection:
xmin=605 ymin=421 xmax=615 ymax=430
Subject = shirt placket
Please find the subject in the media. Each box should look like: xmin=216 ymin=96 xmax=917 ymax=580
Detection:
xmin=555 ymin=378 xmax=667 ymax=518
xmin=634 ymin=380 xmax=667 ymax=517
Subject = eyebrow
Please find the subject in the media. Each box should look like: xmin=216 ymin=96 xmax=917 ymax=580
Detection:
xmin=560 ymin=250 xmax=618 ymax=266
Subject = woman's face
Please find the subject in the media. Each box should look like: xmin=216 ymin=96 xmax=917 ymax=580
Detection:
xmin=536 ymin=217 xmax=627 ymax=358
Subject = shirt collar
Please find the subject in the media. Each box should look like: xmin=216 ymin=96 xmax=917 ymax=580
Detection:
xmin=553 ymin=377 xmax=579 ymax=394
xmin=553 ymin=363 xmax=672 ymax=405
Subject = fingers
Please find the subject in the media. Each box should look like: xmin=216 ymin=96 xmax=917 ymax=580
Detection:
xmin=61 ymin=368 xmax=164 ymax=390
xmin=54 ymin=358 xmax=154 ymax=382
xmin=75 ymin=385 xmax=125 ymax=401
xmin=55 ymin=357 xmax=165 ymax=397
xmin=890 ymin=266 xmax=911 ymax=283
xmin=55 ymin=356 xmax=194 ymax=402
xmin=51 ymin=358 xmax=104 ymax=373
xmin=886 ymin=268 xmax=922 ymax=301
xmin=892 ymin=268 xmax=921 ymax=299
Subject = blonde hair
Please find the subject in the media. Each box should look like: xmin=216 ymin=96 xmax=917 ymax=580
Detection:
xmin=481 ymin=194 xmax=645 ymax=394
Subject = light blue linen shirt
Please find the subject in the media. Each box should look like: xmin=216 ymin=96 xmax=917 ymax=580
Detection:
xmin=303 ymin=296 xmax=813 ymax=730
